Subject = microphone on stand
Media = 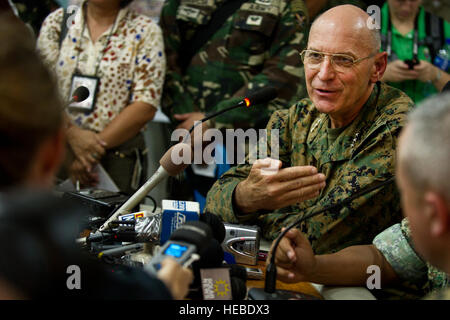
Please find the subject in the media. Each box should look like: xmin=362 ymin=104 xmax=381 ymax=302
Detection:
xmin=187 ymin=86 xmax=278 ymax=135
xmin=98 ymin=87 xmax=279 ymax=232
xmin=248 ymin=176 xmax=396 ymax=300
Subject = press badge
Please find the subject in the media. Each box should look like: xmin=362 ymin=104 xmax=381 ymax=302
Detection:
xmin=68 ymin=73 xmax=99 ymax=112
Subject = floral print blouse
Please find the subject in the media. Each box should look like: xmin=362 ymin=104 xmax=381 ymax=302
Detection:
xmin=37 ymin=1 xmax=165 ymax=132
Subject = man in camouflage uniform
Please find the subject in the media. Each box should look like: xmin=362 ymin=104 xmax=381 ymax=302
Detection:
xmin=271 ymin=92 xmax=450 ymax=300
xmin=205 ymin=5 xmax=414 ymax=253
xmin=160 ymin=0 xmax=309 ymax=130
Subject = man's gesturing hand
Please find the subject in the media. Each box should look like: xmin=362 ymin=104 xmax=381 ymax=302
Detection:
xmin=234 ymin=158 xmax=326 ymax=214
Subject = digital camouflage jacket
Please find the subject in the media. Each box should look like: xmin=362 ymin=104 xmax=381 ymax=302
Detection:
xmin=206 ymin=82 xmax=414 ymax=254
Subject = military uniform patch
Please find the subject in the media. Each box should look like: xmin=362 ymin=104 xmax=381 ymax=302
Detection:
xmin=178 ymin=5 xmax=201 ymax=19
xmin=246 ymin=15 xmax=263 ymax=26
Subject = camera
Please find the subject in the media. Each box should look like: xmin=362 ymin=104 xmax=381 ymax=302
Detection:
xmin=404 ymin=58 xmax=420 ymax=70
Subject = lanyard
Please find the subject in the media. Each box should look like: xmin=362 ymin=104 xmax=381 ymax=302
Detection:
xmin=74 ymin=3 xmax=119 ymax=77
xmin=386 ymin=9 xmax=420 ymax=61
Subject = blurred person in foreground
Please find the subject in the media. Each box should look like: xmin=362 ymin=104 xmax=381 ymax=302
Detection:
xmin=0 ymin=18 xmax=191 ymax=300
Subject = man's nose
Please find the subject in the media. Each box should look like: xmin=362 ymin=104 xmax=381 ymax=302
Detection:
xmin=317 ymin=56 xmax=336 ymax=81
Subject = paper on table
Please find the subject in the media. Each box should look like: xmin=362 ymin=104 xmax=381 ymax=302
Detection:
xmin=56 ymin=164 xmax=119 ymax=192
xmin=92 ymin=164 xmax=120 ymax=192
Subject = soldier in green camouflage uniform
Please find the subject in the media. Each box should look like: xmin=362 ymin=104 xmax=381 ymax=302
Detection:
xmin=205 ymin=5 xmax=414 ymax=253
xmin=206 ymin=82 xmax=412 ymax=253
xmin=160 ymin=0 xmax=309 ymax=130
xmin=10 ymin=0 xmax=59 ymax=36
xmin=373 ymin=218 xmax=449 ymax=299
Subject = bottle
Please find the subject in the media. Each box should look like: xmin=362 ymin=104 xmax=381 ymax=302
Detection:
xmin=434 ymin=38 xmax=450 ymax=72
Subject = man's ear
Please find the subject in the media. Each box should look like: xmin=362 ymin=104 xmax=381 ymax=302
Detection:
xmin=424 ymin=191 xmax=450 ymax=237
xmin=371 ymin=52 xmax=387 ymax=83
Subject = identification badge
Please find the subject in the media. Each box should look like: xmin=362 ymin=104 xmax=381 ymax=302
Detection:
xmin=68 ymin=73 xmax=99 ymax=112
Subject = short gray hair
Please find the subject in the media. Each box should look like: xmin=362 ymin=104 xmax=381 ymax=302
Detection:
xmin=401 ymin=92 xmax=450 ymax=201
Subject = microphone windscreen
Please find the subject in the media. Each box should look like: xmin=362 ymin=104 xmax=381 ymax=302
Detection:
xmin=72 ymin=86 xmax=90 ymax=102
xmin=195 ymin=239 xmax=224 ymax=269
xmin=226 ymin=264 xmax=247 ymax=281
xmin=230 ymin=277 xmax=247 ymax=300
xmin=169 ymin=221 xmax=212 ymax=252
xmin=159 ymin=143 xmax=192 ymax=176
xmin=191 ymin=239 xmax=224 ymax=287
xmin=247 ymin=87 xmax=278 ymax=106
xmin=200 ymin=212 xmax=225 ymax=244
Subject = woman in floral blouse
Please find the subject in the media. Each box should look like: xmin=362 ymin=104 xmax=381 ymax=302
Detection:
xmin=37 ymin=0 xmax=166 ymax=194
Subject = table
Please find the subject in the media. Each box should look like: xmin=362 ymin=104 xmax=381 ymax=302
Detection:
xmin=242 ymin=261 xmax=324 ymax=300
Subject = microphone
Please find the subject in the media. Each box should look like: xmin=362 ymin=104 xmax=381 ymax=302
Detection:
xmin=230 ymin=277 xmax=247 ymax=300
xmin=200 ymin=212 xmax=226 ymax=243
xmin=82 ymin=211 xmax=222 ymax=246
xmin=224 ymin=263 xmax=248 ymax=282
xmin=98 ymin=87 xmax=278 ymax=231
xmin=71 ymin=86 xmax=90 ymax=103
xmin=248 ymin=176 xmax=396 ymax=300
xmin=97 ymin=144 xmax=191 ymax=232
xmin=188 ymin=87 xmax=278 ymax=133
xmin=191 ymin=238 xmax=225 ymax=287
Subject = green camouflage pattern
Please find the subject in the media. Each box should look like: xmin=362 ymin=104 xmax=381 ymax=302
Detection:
xmin=374 ymin=218 xmax=449 ymax=298
xmin=160 ymin=0 xmax=308 ymax=129
xmin=425 ymin=287 xmax=450 ymax=300
xmin=11 ymin=0 xmax=59 ymax=36
xmin=205 ymin=82 xmax=413 ymax=254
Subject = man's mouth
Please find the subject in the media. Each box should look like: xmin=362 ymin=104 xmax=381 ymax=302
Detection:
xmin=314 ymin=88 xmax=339 ymax=96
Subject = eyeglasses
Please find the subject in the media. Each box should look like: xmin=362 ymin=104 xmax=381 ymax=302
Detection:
xmin=299 ymin=49 xmax=376 ymax=73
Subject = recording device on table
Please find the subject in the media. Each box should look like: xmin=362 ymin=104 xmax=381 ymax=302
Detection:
xmin=222 ymin=223 xmax=261 ymax=265
xmin=63 ymin=189 xmax=131 ymax=220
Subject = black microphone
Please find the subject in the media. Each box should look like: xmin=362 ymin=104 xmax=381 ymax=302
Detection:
xmin=188 ymin=86 xmax=278 ymax=133
xmin=224 ymin=263 xmax=247 ymax=282
xmin=98 ymin=87 xmax=278 ymax=231
xmin=248 ymin=176 xmax=396 ymax=300
xmin=230 ymin=276 xmax=247 ymax=300
xmin=191 ymin=238 xmax=225 ymax=288
xmin=200 ymin=212 xmax=226 ymax=243
xmin=70 ymin=86 xmax=90 ymax=103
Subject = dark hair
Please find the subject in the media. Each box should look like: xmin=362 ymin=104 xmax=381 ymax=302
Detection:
xmin=120 ymin=0 xmax=134 ymax=8
xmin=0 ymin=17 xmax=63 ymax=189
